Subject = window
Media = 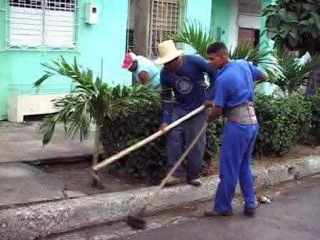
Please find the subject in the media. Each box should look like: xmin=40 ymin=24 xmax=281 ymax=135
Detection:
xmin=238 ymin=0 xmax=260 ymax=15
xmin=149 ymin=0 xmax=181 ymax=57
xmin=126 ymin=0 xmax=182 ymax=57
xmin=9 ymin=0 xmax=76 ymax=48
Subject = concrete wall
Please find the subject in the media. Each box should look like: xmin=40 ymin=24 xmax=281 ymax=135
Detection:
xmin=260 ymin=0 xmax=274 ymax=49
xmin=133 ymin=0 xmax=151 ymax=56
xmin=0 ymin=0 xmax=130 ymax=120
xmin=211 ymin=0 xmax=233 ymax=44
xmin=184 ymin=0 xmax=213 ymax=54
xmin=186 ymin=0 xmax=212 ymax=30
xmin=212 ymin=0 xmax=274 ymax=49
xmin=0 ymin=1 xmax=8 ymax=120
xmin=0 ymin=0 xmax=231 ymax=120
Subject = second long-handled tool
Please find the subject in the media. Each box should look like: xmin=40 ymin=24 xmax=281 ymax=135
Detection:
xmin=126 ymin=122 xmax=208 ymax=230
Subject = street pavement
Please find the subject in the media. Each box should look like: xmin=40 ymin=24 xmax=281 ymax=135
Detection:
xmin=124 ymin=175 xmax=320 ymax=240
xmin=48 ymin=174 xmax=320 ymax=240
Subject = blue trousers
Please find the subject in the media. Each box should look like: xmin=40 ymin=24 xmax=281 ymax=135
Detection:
xmin=167 ymin=107 xmax=206 ymax=181
xmin=214 ymin=122 xmax=258 ymax=212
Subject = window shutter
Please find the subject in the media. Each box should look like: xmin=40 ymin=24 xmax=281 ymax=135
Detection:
xmin=9 ymin=0 xmax=76 ymax=48
xmin=44 ymin=0 xmax=76 ymax=48
xmin=9 ymin=0 xmax=43 ymax=47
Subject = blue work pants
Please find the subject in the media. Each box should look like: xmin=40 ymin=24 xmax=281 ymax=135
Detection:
xmin=214 ymin=122 xmax=258 ymax=212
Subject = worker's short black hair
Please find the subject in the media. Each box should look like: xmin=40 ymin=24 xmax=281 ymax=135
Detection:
xmin=207 ymin=42 xmax=228 ymax=55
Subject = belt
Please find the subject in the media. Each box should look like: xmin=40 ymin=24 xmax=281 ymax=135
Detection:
xmin=225 ymin=102 xmax=258 ymax=125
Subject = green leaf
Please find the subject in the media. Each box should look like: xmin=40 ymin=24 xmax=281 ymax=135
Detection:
xmin=310 ymin=11 xmax=320 ymax=30
xmin=34 ymin=73 xmax=52 ymax=87
xmin=171 ymin=21 xmax=214 ymax=57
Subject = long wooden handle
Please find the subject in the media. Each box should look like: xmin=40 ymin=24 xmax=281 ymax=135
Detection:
xmin=93 ymin=105 xmax=205 ymax=171
xmin=143 ymin=122 xmax=208 ymax=211
xmin=158 ymin=122 xmax=207 ymax=189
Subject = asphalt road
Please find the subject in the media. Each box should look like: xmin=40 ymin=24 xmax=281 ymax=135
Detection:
xmin=124 ymin=175 xmax=320 ymax=240
xmin=48 ymin=175 xmax=320 ymax=240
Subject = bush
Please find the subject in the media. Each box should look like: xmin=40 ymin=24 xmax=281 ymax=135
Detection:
xmin=101 ymin=94 xmax=315 ymax=183
xmin=255 ymin=94 xmax=312 ymax=155
xmin=307 ymin=91 xmax=320 ymax=144
xmin=101 ymin=101 xmax=220 ymax=184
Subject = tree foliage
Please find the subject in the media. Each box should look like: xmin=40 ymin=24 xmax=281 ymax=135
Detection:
xmin=34 ymin=57 xmax=159 ymax=145
xmin=35 ymin=57 xmax=159 ymax=187
xmin=263 ymin=0 xmax=320 ymax=55
xmin=173 ymin=22 xmax=283 ymax=80
xmin=172 ymin=22 xmax=215 ymax=57
xmin=273 ymin=50 xmax=320 ymax=93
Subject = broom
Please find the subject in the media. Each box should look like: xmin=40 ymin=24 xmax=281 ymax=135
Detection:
xmin=126 ymin=122 xmax=208 ymax=230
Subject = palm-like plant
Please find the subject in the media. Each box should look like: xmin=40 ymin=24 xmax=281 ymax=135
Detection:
xmin=230 ymin=43 xmax=284 ymax=81
xmin=35 ymin=57 xmax=159 ymax=188
xmin=173 ymin=22 xmax=283 ymax=80
xmin=274 ymin=50 xmax=320 ymax=94
xmin=172 ymin=22 xmax=215 ymax=57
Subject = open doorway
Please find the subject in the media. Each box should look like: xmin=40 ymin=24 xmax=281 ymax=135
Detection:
xmin=237 ymin=0 xmax=261 ymax=46
xmin=238 ymin=28 xmax=260 ymax=47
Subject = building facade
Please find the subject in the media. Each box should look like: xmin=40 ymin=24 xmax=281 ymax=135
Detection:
xmin=0 ymin=0 xmax=270 ymax=121
xmin=211 ymin=0 xmax=272 ymax=49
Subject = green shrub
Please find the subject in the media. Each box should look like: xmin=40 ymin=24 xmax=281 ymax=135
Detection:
xmin=101 ymin=94 xmax=314 ymax=183
xmin=255 ymin=94 xmax=312 ymax=155
xmin=306 ymin=91 xmax=320 ymax=144
xmin=101 ymin=102 xmax=220 ymax=184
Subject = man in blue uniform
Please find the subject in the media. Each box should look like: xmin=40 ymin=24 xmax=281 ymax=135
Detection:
xmin=204 ymin=42 xmax=266 ymax=217
xmin=155 ymin=40 xmax=216 ymax=187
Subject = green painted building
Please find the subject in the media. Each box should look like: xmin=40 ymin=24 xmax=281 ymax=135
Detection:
xmin=0 ymin=0 xmax=270 ymax=122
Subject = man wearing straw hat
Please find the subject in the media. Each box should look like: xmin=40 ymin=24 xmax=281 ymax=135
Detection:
xmin=155 ymin=40 xmax=216 ymax=187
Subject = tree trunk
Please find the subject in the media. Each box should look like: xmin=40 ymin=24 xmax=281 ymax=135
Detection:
xmin=91 ymin=123 xmax=104 ymax=189
xmin=93 ymin=124 xmax=100 ymax=166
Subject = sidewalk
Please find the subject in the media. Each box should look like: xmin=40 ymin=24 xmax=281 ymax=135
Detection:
xmin=0 ymin=121 xmax=93 ymax=163
xmin=1 ymin=155 xmax=320 ymax=240
xmin=0 ymin=121 xmax=320 ymax=240
xmin=0 ymin=121 xmax=148 ymax=209
xmin=0 ymin=121 xmax=93 ymax=208
xmin=48 ymin=174 xmax=320 ymax=240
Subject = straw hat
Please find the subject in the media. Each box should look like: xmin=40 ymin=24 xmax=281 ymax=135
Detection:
xmin=154 ymin=40 xmax=183 ymax=65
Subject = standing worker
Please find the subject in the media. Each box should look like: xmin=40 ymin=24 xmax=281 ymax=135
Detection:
xmin=204 ymin=42 xmax=266 ymax=217
xmin=155 ymin=40 xmax=216 ymax=187
xmin=122 ymin=51 xmax=160 ymax=88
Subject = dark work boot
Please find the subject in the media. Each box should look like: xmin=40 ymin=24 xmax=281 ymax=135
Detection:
xmin=204 ymin=210 xmax=233 ymax=217
xmin=244 ymin=207 xmax=256 ymax=217
xmin=187 ymin=178 xmax=202 ymax=187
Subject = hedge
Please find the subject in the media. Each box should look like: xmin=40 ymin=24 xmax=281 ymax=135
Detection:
xmin=101 ymin=94 xmax=316 ymax=184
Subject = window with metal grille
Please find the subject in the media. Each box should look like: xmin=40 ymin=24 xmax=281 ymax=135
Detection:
xmin=149 ymin=0 xmax=181 ymax=57
xmin=239 ymin=0 xmax=261 ymax=15
xmin=9 ymin=0 xmax=76 ymax=48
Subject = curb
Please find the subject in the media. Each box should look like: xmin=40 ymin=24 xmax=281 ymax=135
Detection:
xmin=1 ymin=155 xmax=320 ymax=240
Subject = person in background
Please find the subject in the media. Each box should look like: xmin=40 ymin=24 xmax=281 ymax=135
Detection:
xmin=155 ymin=40 xmax=216 ymax=187
xmin=122 ymin=51 xmax=160 ymax=89
xmin=204 ymin=42 xmax=266 ymax=217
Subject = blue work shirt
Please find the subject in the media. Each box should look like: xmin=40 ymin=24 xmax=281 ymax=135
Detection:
xmin=213 ymin=60 xmax=263 ymax=109
xmin=161 ymin=55 xmax=216 ymax=123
